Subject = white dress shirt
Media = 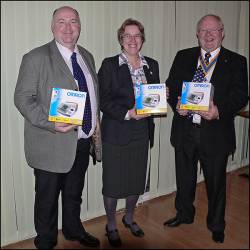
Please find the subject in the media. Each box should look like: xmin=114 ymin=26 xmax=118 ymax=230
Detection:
xmin=192 ymin=47 xmax=221 ymax=124
xmin=200 ymin=47 xmax=221 ymax=82
xmin=56 ymin=41 xmax=97 ymax=138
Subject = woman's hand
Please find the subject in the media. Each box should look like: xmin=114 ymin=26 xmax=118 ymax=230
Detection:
xmin=128 ymin=107 xmax=151 ymax=120
xmin=166 ymin=86 xmax=170 ymax=100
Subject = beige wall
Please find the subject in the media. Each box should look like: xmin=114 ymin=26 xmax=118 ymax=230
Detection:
xmin=1 ymin=1 xmax=249 ymax=246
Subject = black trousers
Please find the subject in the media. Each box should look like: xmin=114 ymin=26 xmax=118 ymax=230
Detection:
xmin=33 ymin=138 xmax=90 ymax=248
xmin=174 ymin=126 xmax=229 ymax=233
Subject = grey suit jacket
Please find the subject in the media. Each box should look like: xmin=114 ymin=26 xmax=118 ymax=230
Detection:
xmin=14 ymin=40 xmax=100 ymax=173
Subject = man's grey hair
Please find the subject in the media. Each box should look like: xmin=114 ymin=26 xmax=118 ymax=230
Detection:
xmin=51 ymin=6 xmax=81 ymax=26
xmin=196 ymin=14 xmax=224 ymax=33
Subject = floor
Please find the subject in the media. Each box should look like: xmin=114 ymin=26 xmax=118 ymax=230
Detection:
xmin=2 ymin=166 xmax=249 ymax=249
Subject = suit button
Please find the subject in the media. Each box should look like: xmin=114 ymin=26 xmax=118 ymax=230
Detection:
xmin=74 ymin=128 xmax=78 ymax=131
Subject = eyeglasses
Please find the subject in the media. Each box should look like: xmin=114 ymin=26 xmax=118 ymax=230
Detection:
xmin=122 ymin=34 xmax=142 ymax=40
xmin=199 ymin=28 xmax=223 ymax=35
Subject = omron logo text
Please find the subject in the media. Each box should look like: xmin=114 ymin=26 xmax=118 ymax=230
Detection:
xmin=194 ymin=84 xmax=209 ymax=88
xmin=148 ymin=85 xmax=164 ymax=89
xmin=67 ymin=92 xmax=84 ymax=97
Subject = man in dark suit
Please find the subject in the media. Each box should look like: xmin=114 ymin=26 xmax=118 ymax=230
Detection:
xmin=164 ymin=14 xmax=248 ymax=243
xmin=14 ymin=6 xmax=100 ymax=249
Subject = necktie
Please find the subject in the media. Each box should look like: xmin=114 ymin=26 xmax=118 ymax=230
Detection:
xmin=71 ymin=52 xmax=92 ymax=134
xmin=204 ymin=52 xmax=211 ymax=65
xmin=188 ymin=52 xmax=211 ymax=122
xmin=192 ymin=52 xmax=211 ymax=82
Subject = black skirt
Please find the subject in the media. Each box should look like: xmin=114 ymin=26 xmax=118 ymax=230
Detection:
xmin=102 ymin=120 xmax=149 ymax=198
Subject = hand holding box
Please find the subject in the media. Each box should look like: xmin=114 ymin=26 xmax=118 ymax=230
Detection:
xmin=180 ymin=81 xmax=214 ymax=111
xmin=135 ymin=83 xmax=167 ymax=115
xmin=48 ymin=88 xmax=86 ymax=125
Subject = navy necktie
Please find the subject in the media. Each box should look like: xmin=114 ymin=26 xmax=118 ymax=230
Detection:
xmin=71 ymin=52 xmax=92 ymax=134
xmin=188 ymin=52 xmax=211 ymax=120
xmin=204 ymin=52 xmax=211 ymax=65
xmin=192 ymin=52 xmax=211 ymax=82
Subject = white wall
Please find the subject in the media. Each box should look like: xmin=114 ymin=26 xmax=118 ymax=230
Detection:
xmin=1 ymin=1 xmax=249 ymax=246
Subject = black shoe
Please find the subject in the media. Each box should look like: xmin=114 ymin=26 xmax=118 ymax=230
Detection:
xmin=34 ymin=237 xmax=57 ymax=249
xmin=105 ymin=225 xmax=122 ymax=247
xmin=163 ymin=216 xmax=193 ymax=227
xmin=34 ymin=243 xmax=56 ymax=249
xmin=212 ymin=231 xmax=225 ymax=243
xmin=122 ymin=215 xmax=144 ymax=237
xmin=64 ymin=231 xmax=100 ymax=247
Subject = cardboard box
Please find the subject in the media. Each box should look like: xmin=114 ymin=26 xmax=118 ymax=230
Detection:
xmin=48 ymin=88 xmax=86 ymax=125
xmin=180 ymin=81 xmax=214 ymax=111
xmin=135 ymin=83 xmax=167 ymax=114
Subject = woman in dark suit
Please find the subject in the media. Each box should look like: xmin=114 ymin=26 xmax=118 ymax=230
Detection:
xmin=98 ymin=18 xmax=160 ymax=247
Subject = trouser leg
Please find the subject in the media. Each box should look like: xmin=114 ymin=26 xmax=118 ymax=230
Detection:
xmin=62 ymin=138 xmax=90 ymax=237
xmin=200 ymin=152 xmax=228 ymax=232
xmin=33 ymin=169 xmax=61 ymax=248
xmin=175 ymin=147 xmax=198 ymax=222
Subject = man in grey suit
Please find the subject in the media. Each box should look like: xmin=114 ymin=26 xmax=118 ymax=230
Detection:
xmin=14 ymin=6 xmax=101 ymax=249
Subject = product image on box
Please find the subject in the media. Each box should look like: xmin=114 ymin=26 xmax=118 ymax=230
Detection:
xmin=186 ymin=92 xmax=204 ymax=104
xmin=135 ymin=83 xmax=167 ymax=114
xmin=142 ymin=94 xmax=160 ymax=107
xmin=48 ymin=88 xmax=86 ymax=125
xmin=57 ymin=102 xmax=78 ymax=117
xmin=180 ymin=81 xmax=213 ymax=111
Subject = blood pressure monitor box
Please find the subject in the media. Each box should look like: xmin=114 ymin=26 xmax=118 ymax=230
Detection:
xmin=135 ymin=83 xmax=167 ymax=115
xmin=48 ymin=88 xmax=86 ymax=125
xmin=180 ymin=81 xmax=214 ymax=111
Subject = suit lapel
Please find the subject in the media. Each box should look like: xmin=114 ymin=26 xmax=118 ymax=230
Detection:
xmin=189 ymin=48 xmax=201 ymax=81
xmin=78 ymin=47 xmax=97 ymax=85
xmin=119 ymin=63 xmax=134 ymax=87
xmin=78 ymin=46 xmax=99 ymax=104
xmin=117 ymin=57 xmax=135 ymax=100
xmin=210 ymin=47 xmax=228 ymax=88
xmin=49 ymin=40 xmax=76 ymax=89
xmin=143 ymin=65 xmax=154 ymax=84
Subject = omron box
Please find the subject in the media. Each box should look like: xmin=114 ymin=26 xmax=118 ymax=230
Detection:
xmin=48 ymin=88 xmax=86 ymax=125
xmin=180 ymin=81 xmax=214 ymax=111
xmin=135 ymin=83 xmax=167 ymax=114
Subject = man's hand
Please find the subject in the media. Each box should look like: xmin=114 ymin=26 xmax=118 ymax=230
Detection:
xmin=55 ymin=122 xmax=78 ymax=133
xmin=128 ymin=107 xmax=151 ymax=120
xmin=176 ymin=96 xmax=189 ymax=116
xmin=196 ymin=100 xmax=219 ymax=120
xmin=166 ymin=86 xmax=170 ymax=100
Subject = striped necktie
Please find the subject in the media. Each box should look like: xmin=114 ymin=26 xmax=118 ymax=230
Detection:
xmin=188 ymin=52 xmax=211 ymax=121
xmin=192 ymin=52 xmax=211 ymax=82
xmin=71 ymin=52 xmax=92 ymax=134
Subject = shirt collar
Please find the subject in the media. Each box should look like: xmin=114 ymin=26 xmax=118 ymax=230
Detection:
xmin=55 ymin=41 xmax=79 ymax=61
xmin=119 ymin=52 xmax=149 ymax=68
xmin=201 ymin=47 xmax=221 ymax=59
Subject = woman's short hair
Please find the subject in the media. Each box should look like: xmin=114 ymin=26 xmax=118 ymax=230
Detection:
xmin=117 ymin=18 xmax=145 ymax=50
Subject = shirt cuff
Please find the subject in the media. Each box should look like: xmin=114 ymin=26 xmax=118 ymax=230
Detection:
xmin=125 ymin=111 xmax=130 ymax=120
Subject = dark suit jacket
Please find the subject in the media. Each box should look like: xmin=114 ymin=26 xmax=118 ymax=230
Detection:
xmin=166 ymin=46 xmax=248 ymax=154
xmin=98 ymin=55 xmax=160 ymax=147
